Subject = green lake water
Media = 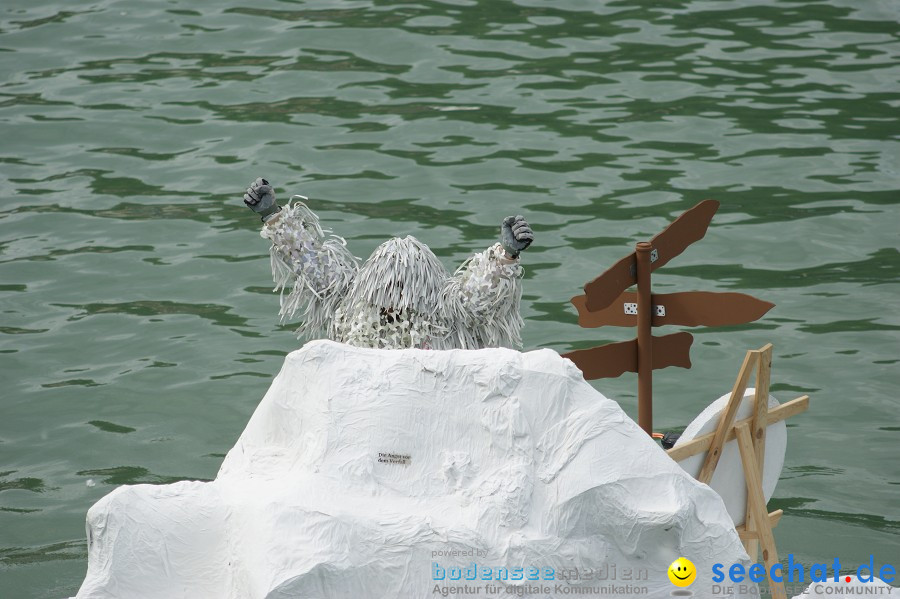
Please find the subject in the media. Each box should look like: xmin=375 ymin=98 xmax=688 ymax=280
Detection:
xmin=1 ymin=0 xmax=898 ymax=596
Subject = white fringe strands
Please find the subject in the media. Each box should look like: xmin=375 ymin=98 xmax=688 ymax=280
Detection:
xmin=333 ymin=236 xmax=450 ymax=349
xmin=262 ymin=201 xmax=525 ymax=350
xmin=262 ymin=197 xmax=358 ymax=339
xmin=440 ymin=243 xmax=523 ymax=350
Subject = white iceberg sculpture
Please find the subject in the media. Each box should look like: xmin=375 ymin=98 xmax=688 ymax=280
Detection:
xmin=75 ymin=340 xmax=752 ymax=598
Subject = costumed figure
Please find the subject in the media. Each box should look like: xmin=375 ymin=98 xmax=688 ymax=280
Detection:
xmin=241 ymin=178 xmax=534 ymax=350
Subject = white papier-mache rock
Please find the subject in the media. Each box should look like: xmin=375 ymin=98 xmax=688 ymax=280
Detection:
xmin=75 ymin=340 xmax=752 ymax=599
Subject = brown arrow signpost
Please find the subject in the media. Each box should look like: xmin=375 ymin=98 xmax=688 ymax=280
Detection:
xmin=572 ymin=291 xmax=774 ymax=328
xmin=563 ymin=200 xmax=774 ymax=435
xmin=583 ymin=199 xmax=721 ymax=312
xmin=563 ymin=332 xmax=694 ymax=380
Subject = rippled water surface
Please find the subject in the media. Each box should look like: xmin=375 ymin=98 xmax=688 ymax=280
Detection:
xmin=1 ymin=0 xmax=898 ymax=596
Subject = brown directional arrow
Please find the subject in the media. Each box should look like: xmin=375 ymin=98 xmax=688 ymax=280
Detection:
xmin=650 ymin=199 xmax=720 ymax=271
xmin=572 ymin=291 xmax=774 ymax=328
xmin=583 ymin=200 xmax=720 ymax=311
xmin=568 ymin=198 xmax=774 ymax=436
xmin=563 ymin=332 xmax=694 ymax=380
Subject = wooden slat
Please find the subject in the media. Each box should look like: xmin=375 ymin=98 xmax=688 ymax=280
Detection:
xmin=697 ymin=350 xmax=757 ymax=484
xmin=650 ymin=331 xmax=694 ymax=371
xmin=737 ymin=509 xmax=783 ymax=541
xmin=666 ymin=395 xmax=809 ymax=462
xmin=746 ymin=344 xmax=773 ymax=559
xmin=582 ymin=200 xmax=720 ymax=312
xmin=562 ymin=332 xmax=693 ymax=380
xmin=736 ymin=424 xmax=786 ymax=599
xmin=563 ymin=338 xmax=637 ymax=380
xmin=572 ymin=291 xmax=775 ymax=328
xmin=582 ymin=252 xmax=636 ymax=313
xmin=649 ymin=199 xmax=720 ymax=271
xmin=751 ymin=344 xmax=772 ymax=474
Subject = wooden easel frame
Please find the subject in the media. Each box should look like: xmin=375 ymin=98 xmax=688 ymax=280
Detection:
xmin=666 ymin=344 xmax=809 ymax=599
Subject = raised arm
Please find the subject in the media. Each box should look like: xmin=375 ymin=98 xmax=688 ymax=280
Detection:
xmin=243 ymin=178 xmax=358 ymax=338
xmin=439 ymin=215 xmax=534 ymax=349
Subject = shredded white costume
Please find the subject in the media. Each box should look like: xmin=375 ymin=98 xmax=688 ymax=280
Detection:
xmin=261 ymin=197 xmax=524 ymax=350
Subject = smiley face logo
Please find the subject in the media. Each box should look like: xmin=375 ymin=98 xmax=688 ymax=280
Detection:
xmin=668 ymin=557 xmax=696 ymax=587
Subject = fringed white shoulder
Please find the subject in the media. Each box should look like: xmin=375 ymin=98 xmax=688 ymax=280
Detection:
xmin=261 ymin=196 xmax=359 ymax=339
xmin=438 ymin=243 xmax=524 ymax=350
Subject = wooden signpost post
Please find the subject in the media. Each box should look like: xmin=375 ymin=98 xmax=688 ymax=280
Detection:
xmin=563 ymin=200 xmax=775 ymax=435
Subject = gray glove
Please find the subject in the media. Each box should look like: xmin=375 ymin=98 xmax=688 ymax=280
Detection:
xmin=500 ymin=215 xmax=534 ymax=258
xmin=243 ymin=177 xmax=281 ymax=223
